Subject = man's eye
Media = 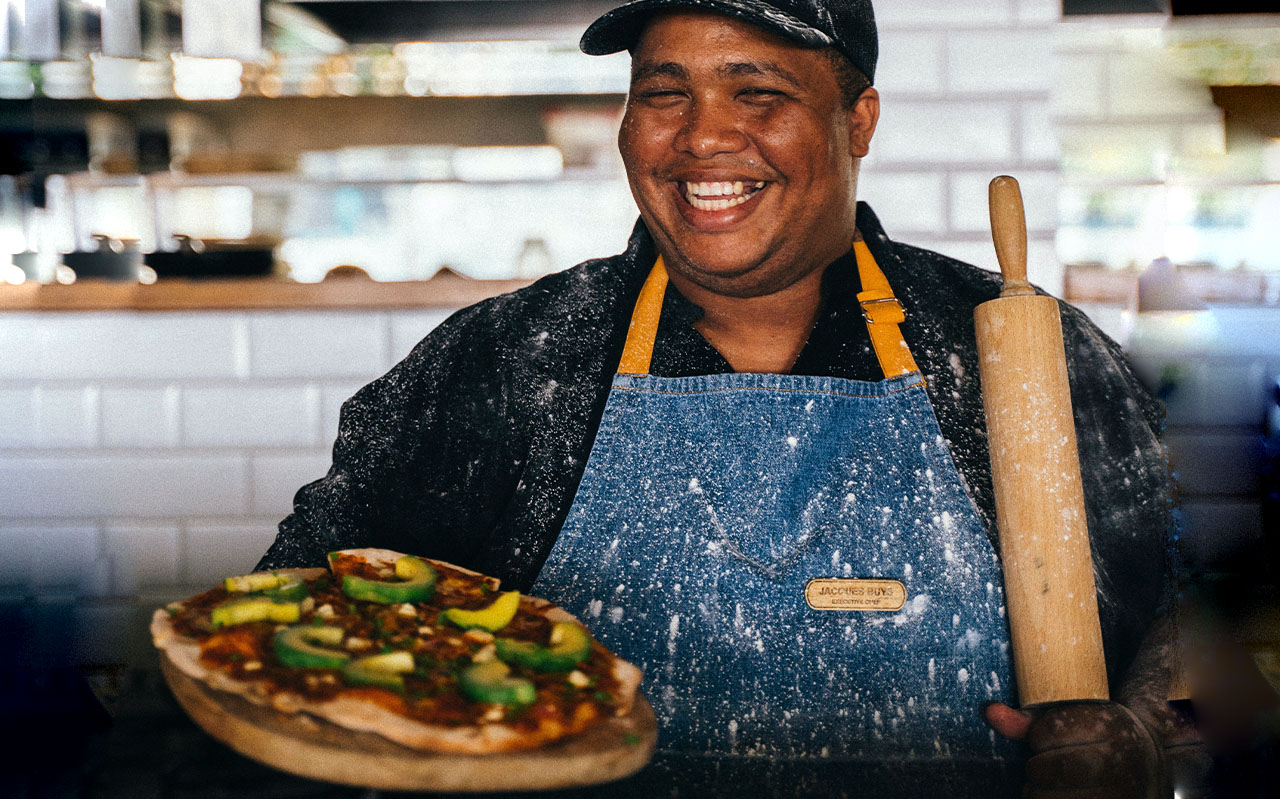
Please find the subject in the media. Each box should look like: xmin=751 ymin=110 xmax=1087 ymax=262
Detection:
xmin=739 ymin=88 xmax=785 ymax=101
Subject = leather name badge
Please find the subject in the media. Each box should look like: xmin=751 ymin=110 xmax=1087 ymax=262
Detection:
xmin=804 ymin=578 xmax=907 ymax=611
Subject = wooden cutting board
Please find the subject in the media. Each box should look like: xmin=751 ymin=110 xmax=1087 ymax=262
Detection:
xmin=161 ymin=658 xmax=658 ymax=792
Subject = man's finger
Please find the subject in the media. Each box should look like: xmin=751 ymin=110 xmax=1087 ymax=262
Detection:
xmin=984 ymin=701 xmax=1033 ymax=740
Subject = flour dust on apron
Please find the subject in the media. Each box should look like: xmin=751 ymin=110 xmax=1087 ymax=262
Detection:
xmin=532 ymin=253 xmax=1015 ymax=762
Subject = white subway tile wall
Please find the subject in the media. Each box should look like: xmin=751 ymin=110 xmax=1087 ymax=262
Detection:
xmin=0 ymin=387 xmax=100 ymax=448
xmin=0 ymin=388 xmax=38 ymax=447
xmin=856 ymin=172 xmax=948 ymax=237
xmin=249 ymin=312 xmax=391 ymax=379
xmin=100 ymin=386 xmax=182 ymax=448
xmin=873 ymin=32 xmax=945 ymax=94
xmin=30 ymin=525 xmax=105 ymax=594
xmin=949 ymin=170 xmax=1059 ymax=233
xmin=1027 ymin=242 xmax=1065 ymax=294
xmin=389 ymin=309 xmax=455 ymax=363
xmin=0 ymin=319 xmax=41 ymax=379
xmin=181 ymin=385 xmax=322 ymax=448
xmin=33 ymin=387 xmax=101 ymax=448
xmin=103 ymin=524 xmax=183 ymax=595
xmin=250 ymin=453 xmax=334 ymax=516
xmin=870 ymin=102 xmax=1018 ymax=165
xmin=945 ymin=30 xmax=1056 ymax=94
xmin=1052 ymin=52 xmax=1107 ymax=117
xmin=184 ymin=522 xmax=283 ymax=586
xmin=0 ymin=455 xmax=250 ymax=518
xmin=1019 ymin=101 xmax=1061 ymax=163
xmin=863 ymin=2 xmax=1062 ymax=290
xmin=0 ymin=313 xmax=250 ymax=380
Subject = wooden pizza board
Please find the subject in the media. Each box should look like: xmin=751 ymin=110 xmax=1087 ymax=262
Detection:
xmin=160 ymin=658 xmax=658 ymax=792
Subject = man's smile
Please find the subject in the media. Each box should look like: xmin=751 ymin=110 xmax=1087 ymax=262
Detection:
xmin=668 ymin=177 xmax=774 ymax=230
xmin=680 ymin=180 xmax=769 ymax=211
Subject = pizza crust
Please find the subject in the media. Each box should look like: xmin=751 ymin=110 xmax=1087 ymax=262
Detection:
xmin=152 ymin=555 xmax=642 ymax=755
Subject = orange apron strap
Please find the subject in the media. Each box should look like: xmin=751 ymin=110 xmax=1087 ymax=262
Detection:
xmin=855 ymin=241 xmax=920 ymax=378
xmin=618 ymin=247 xmax=919 ymax=378
xmin=617 ymin=256 xmax=669 ymax=375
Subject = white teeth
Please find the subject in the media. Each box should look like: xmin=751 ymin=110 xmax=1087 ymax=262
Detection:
xmin=688 ymin=193 xmax=750 ymax=211
xmin=688 ymin=181 xmax=753 ymax=196
xmin=682 ymin=180 xmax=767 ymax=211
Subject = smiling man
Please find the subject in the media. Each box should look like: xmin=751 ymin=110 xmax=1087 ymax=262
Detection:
xmin=616 ymin=10 xmax=873 ymax=374
xmin=258 ymin=1 xmax=1203 ymax=796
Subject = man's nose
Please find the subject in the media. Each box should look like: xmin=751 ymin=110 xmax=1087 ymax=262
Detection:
xmin=673 ymin=102 xmax=747 ymax=158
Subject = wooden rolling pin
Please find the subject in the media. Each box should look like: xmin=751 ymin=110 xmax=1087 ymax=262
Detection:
xmin=975 ymin=176 xmax=1109 ymax=707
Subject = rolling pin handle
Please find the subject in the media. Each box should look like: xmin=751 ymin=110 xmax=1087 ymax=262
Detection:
xmin=989 ymin=176 xmax=1036 ymax=299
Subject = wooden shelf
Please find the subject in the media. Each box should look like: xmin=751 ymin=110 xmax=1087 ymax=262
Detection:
xmin=1063 ymin=263 xmax=1277 ymax=307
xmin=0 ymin=273 xmax=534 ymax=312
xmin=1064 ymin=265 xmax=1140 ymax=306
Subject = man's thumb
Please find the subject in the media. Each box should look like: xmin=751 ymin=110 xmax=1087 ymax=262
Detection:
xmin=984 ymin=701 xmax=1033 ymax=740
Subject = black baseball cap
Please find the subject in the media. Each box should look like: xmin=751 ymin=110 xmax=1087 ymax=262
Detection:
xmin=580 ymin=0 xmax=878 ymax=84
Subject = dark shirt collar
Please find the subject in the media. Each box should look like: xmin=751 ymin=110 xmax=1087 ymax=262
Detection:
xmin=646 ymin=239 xmax=881 ymax=380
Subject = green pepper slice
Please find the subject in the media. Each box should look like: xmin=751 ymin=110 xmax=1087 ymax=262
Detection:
xmin=459 ymin=661 xmax=536 ymax=706
xmin=342 ymin=556 xmax=437 ymax=605
xmin=494 ymin=622 xmax=592 ymax=672
xmin=223 ymin=571 xmax=309 ymax=602
xmin=439 ymin=590 xmax=520 ymax=632
xmin=342 ymin=651 xmax=415 ymax=692
xmin=210 ymin=596 xmax=300 ymax=628
xmin=273 ymin=625 xmax=350 ymax=669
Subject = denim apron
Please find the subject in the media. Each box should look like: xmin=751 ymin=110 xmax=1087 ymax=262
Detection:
xmin=531 ymin=244 xmax=1015 ymax=763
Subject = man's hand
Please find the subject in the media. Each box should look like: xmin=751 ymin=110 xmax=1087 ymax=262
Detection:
xmin=1123 ymin=697 xmax=1215 ymax=798
xmin=985 ymin=700 xmax=1167 ymax=799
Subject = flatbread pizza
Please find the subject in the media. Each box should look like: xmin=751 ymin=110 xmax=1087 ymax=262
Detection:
xmin=152 ymin=548 xmax=643 ymax=755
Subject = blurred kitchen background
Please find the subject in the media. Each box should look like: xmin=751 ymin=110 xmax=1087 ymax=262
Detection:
xmin=0 ymin=0 xmax=1278 ymax=731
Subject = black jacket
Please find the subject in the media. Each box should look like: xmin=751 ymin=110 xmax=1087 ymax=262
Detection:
xmin=258 ymin=203 xmax=1175 ymax=688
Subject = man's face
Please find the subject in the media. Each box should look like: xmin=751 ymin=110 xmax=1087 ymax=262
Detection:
xmin=618 ymin=10 xmax=878 ymax=299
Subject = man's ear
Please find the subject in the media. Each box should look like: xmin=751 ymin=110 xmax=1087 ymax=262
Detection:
xmin=848 ymin=87 xmax=879 ymax=159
